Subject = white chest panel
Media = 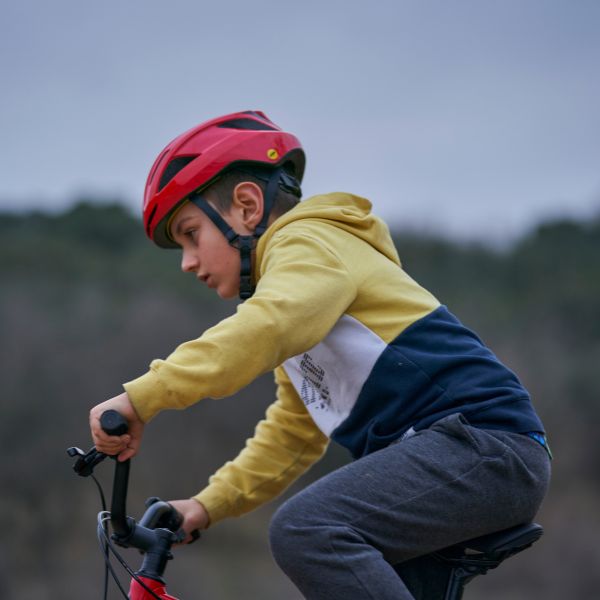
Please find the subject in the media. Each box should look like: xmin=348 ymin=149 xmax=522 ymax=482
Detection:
xmin=283 ymin=314 xmax=387 ymax=435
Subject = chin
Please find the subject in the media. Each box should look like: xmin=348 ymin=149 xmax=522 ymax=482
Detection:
xmin=217 ymin=286 xmax=238 ymax=300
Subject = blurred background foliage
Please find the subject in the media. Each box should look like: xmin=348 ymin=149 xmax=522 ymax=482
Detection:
xmin=1 ymin=201 xmax=599 ymax=598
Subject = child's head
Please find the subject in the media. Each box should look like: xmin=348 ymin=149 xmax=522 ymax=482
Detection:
xmin=143 ymin=111 xmax=304 ymax=248
xmin=142 ymin=111 xmax=304 ymax=300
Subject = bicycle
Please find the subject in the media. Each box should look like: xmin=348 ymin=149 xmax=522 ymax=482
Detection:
xmin=68 ymin=410 xmax=543 ymax=599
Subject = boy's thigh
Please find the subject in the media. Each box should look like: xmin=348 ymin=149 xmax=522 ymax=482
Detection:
xmin=275 ymin=413 xmax=549 ymax=564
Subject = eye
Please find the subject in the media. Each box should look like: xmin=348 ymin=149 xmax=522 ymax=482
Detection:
xmin=184 ymin=228 xmax=198 ymax=242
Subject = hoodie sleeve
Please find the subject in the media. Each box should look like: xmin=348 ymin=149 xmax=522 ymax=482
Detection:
xmin=124 ymin=227 xmax=358 ymax=422
xmin=193 ymin=366 xmax=329 ymax=524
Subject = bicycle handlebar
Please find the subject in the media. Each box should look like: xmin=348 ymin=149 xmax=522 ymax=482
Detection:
xmin=68 ymin=409 xmax=197 ymax=595
xmin=97 ymin=410 xmax=135 ymax=538
xmin=97 ymin=410 xmax=195 ymax=579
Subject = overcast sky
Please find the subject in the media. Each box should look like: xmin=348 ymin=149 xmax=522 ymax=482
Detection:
xmin=1 ymin=0 xmax=599 ymax=241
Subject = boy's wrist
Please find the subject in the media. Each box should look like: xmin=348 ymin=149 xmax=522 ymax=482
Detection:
xmin=190 ymin=497 xmax=211 ymax=529
xmin=193 ymin=487 xmax=233 ymax=527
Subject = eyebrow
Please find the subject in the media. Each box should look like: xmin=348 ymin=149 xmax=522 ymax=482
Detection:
xmin=174 ymin=216 xmax=196 ymax=237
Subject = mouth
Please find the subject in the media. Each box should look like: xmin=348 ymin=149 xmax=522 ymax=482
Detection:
xmin=197 ymin=274 xmax=215 ymax=288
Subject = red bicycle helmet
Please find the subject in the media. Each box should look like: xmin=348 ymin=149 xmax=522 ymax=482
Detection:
xmin=143 ymin=110 xmax=305 ymax=249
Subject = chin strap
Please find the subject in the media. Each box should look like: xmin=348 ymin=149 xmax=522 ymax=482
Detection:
xmin=189 ymin=167 xmax=289 ymax=301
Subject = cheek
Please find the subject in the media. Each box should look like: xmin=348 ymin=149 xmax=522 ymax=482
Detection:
xmin=204 ymin=237 xmax=239 ymax=278
xmin=222 ymin=244 xmax=241 ymax=271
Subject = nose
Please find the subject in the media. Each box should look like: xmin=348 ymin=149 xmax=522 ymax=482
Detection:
xmin=181 ymin=247 xmax=199 ymax=273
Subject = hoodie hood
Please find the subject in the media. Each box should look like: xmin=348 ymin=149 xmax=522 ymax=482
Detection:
xmin=256 ymin=192 xmax=401 ymax=271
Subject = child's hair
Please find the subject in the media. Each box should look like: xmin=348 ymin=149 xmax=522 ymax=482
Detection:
xmin=205 ymin=165 xmax=302 ymax=218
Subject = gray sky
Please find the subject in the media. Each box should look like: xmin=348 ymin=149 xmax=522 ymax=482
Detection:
xmin=1 ymin=0 xmax=599 ymax=241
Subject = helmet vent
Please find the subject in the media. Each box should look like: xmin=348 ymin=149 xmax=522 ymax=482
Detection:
xmin=158 ymin=155 xmax=198 ymax=192
xmin=218 ymin=118 xmax=276 ymax=131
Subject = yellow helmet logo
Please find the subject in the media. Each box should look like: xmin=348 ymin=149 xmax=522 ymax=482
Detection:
xmin=267 ymin=148 xmax=279 ymax=160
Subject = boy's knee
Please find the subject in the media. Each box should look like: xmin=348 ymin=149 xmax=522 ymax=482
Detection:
xmin=269 ymin=499 xmax=302 ymax=569
xmin=269 ymin=495 xmax=327 ymax=572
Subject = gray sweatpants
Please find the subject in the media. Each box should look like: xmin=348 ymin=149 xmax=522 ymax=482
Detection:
xmin=269 ymin=413 xmax=551 ymax=599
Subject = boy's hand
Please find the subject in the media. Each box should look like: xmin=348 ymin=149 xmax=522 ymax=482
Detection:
xmin=89 ymin=392 xmax=144 ymax=462
xmin=168 ymin=498 xmax=210 ymax=543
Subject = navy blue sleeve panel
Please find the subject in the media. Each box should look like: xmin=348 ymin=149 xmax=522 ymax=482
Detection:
xmin=332 ymin=306 xmax=544 ymax=458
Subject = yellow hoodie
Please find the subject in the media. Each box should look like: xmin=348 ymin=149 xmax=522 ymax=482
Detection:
xmin=124 ymin=192 xmax=542 ymax=524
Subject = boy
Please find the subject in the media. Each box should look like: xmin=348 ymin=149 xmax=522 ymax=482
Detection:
xmin=90 ymin=110 xmax=551 ymax=599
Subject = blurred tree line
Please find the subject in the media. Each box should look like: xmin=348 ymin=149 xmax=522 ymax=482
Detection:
xmin=0 ymin=201 xmax=599 ymax=599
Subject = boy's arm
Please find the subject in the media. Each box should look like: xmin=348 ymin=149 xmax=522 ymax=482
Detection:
xmin=193 ymin=366 xmax=329 ymax=525
xmin=124 ymin=230 xmax=358 ymax=423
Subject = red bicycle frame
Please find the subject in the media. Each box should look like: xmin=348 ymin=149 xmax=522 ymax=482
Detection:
xmin=130 ymin=577 xmax=179 ymax=600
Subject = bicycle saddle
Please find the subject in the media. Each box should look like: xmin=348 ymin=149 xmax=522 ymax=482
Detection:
xmin=395 ymin=523 xmax=544 ymax=599
xmin=440 ymin=522 xmax=543 ymax=559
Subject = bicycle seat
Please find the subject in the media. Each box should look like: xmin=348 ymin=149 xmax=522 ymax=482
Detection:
xmin=395 ymin=524 xmax=543 ymax=600
xmin=441 ymin=522 xmax=543 ymax=559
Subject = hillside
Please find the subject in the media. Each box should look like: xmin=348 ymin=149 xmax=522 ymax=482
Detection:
xmin=1 ymin=202 xmax=598 ymax=598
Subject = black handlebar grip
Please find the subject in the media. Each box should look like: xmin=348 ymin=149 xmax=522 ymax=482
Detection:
xmin=100 ymin=410 xmax=129 ymax=436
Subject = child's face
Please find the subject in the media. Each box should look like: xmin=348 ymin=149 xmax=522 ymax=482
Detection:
xmin=170 ymin=202 xmax=245 ymax=300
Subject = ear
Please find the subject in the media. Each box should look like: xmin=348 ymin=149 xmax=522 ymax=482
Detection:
xmin=231 ymin=181 xmax=265 ymax=231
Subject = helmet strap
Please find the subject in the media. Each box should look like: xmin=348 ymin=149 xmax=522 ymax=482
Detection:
xmin=189 ymin=194 xmax=239 ymax=244
xmin=189 ymin=168 xmax=282 ymax=301
xmin=236 ymin=235 xmax=255 ymax=300
xmin=254 ymin=167 xmax=282 ymax=237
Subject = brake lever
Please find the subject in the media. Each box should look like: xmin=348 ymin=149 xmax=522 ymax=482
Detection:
xmin=67 ymin=445 xmax=109 ymax=477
